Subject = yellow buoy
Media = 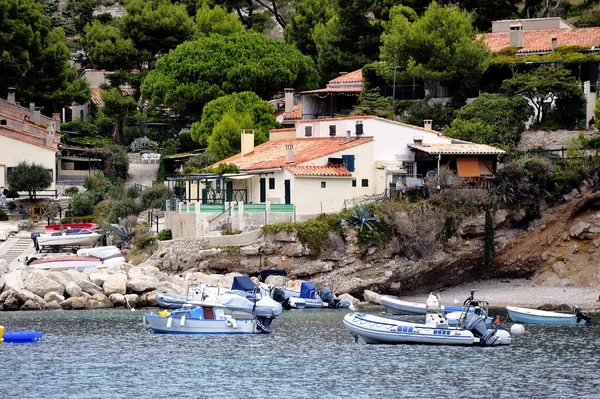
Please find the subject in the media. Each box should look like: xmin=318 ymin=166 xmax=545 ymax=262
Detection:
xmin=158 ymin=310 xmax=169 ymax=317
xmin=0 ymin=325 xmax=4 ymax=344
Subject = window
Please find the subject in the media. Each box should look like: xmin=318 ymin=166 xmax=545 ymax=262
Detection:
xmin=80 ymin=109 xmax=84 ymax=120
xmin=321 ymin=181 xmax=326 ymax=188
xmin=352 ymin=178 xmax=356 ymax=187
xmin=361 ymin=179 xmax=369 ymax=187
xmin=305 ymin=126 xmax=312 ymax=137
xmin=403 ymin=161 xmax=415 ymax=177
xmin=342 ymin=155 xmax=355 ymax=172
xmin=269 ymin=178 xmax=275 ymax=190
xmin=329 ymin=125 xmax=336 ymax=136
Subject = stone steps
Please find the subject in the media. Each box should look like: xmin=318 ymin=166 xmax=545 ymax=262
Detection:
xmin=1 ymin=237 xmax=34 ymax=270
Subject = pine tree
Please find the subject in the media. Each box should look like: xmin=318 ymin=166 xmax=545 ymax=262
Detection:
xmin=484 ymin=209 xmax=495 ymax=269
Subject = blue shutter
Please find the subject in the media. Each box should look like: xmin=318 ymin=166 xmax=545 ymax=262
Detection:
xmin=342 ymin=155 xmax=355 ymax=172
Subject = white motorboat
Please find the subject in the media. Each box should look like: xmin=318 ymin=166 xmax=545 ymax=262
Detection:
xmin=31 ymin=229 xmax=102 ymax=251
xmin=26 ymin=256 xmax=107 ymax=270
xmin=144 ymin=294 xmax=283 ymax=334
xmin=344 ymin=292 xmax=511 ymax=346
xmin=506 ymin=305 xmax=591 ymax=325
xmin=380 ymin=295 xmax=466 ymax=315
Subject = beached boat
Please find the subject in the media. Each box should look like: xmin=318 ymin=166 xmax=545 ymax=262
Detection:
xmin=380 ymin=295 xmax=465 ymax=315
xmin=143 ymin=294 xmax=283 ymax=334
xmin=31 ymin=229 xmax=102 ymax=251
xmin=506 ymin=305 xmax=591 ymax=325
xmin=24 ymin=246 xmax=125 ymax=270
xmin=344 ymin=292 xmax=511 ymax=346
xmin=156 ymin=292 xmax=187 ymax=309
xmin=45 ymin=223 xmax=100 ymax=231
xmin=76 ymin=246 xmax=124 ymax=262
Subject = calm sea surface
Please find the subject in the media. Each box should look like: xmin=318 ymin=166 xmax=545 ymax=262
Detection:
xmin=0 ymin=308 xmax=599 ymax=399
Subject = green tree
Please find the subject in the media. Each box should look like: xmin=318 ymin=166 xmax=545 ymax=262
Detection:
xmin=284 ymin=0 xmax=334 ymax=59
xmin=380 ymin=2 xmax=490 ymax=100
xmin=121 ymin=0 xmax=196 ymax=64
xmin=502 ymin=67 xmax=585 ymax=127
xmin=7 ymin=162 xmax=52 ymax=199
xmin=445 ymin=93 xmax=532 ymax=147
xmin=314 ymin=0 xmax=383 ymax=81
xmin=207 ymin=112 xmax=254 ymax=159
xmin=195 ymin=4 xmax=245 ymax=36
xmin=100 ymin=88 xmax=139 ymax=145
xmin=215 ymin=0 xmax=290 ymax=30
xmin=141 ymin=31 xmax=319 ymax=121
xmin=190 ymin=91 xmax=276 ymax=146
xmin=82 ymin=21 xmax=139 ymax=70
xmin=483 ymin=208 xmax=495 ymax=269
xmin=0 ymin=0 xmax=90 ymax=113
xmin=353 ymin=87 xmax=392 ymax=117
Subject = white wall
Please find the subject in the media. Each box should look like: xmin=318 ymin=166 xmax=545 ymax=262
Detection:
xmin=293 ymin=176 xmax=352 ymax=215
xmin=0 ymin=136 xmax=57 ymax=189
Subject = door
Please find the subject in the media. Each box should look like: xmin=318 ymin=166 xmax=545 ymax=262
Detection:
xmin=284 ymin=179 xmax=291 ymax=205
xmin=226 ymin=181 xmax=233 ymax=202
xmin=259 ymin=178 xmax=266 ymax=203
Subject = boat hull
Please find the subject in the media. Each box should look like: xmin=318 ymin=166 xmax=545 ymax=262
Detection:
xmin=2 ymin=331 xmax=43 ymax=343
xmin=143 ymin=313 xmax=261 ymax=334
xmin=506 ymin=306 xmax=586 ymax=325
xmin=36 ymin=233 xmax=101 ymax=248
xmin=45 ymin=223 xmax=100 ymax=231
xmin=29 ymin=256 xmax=105 ymax=270
xmin=380 ymin=296 xmax=464 ymax=315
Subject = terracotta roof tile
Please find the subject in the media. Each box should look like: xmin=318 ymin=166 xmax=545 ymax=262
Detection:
xmin=91 ymin=87 xmax=135 ymax=107
xmin=285 ymin=165 xmax=352 ymax=177
xmin=408 ymin=143 xmax=506 ymax=155
xmin=216 ymin=137 xmax=373 ymax=171
xmin=329 ymin=69 xmax=363 ymax=84
xmin=300 ymin=86 xmax=362 ymax=95
xmin=283 ymin=103 xmax=302 ymax=120
xmin=298 ymin=115 xmax=375 ymax=124
xmin=269 ymin=128 xmax=295 ymax=132
xmin=480 ymin=27 xmax=600 ymax=53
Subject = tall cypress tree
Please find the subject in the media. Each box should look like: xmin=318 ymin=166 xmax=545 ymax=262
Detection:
xmin=484 ymin=209 xmax=495 ymax=269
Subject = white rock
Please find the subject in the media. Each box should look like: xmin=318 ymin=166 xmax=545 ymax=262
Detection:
xmin=338 ymin=293 xmax=360 ymax=305
xmin=44 ymin=291 xmax=65 ymax=303
xmin=78 ymin=280 xmax=103 ymax=295
xmin=24 ymin=270 xmax=65 ymax=297
xmin=103 ymin=276 xmax=127 ymax=296
xmin=65 ymin=281 xmax=83 ymax=297
xmin=45 ymin=271 xmax=74 ymax=287
xmin=124 ymin=294 xmax=139 ymax=307
xmin=156 ymin=281 xmax=186 ymax=296
xmin=0 ymin=259 xmax=9 ymax=276
xmin=127 ymin=275 xmax=159 ymax=293
xmin=108 ymin=293 xmax=126 ymax=306
xmin=4 ymin=270 xmax=25 ymax=292
xmin=89 ymin=271 xmax=109 ymax=287
xmin=363 ymin=290 xmax=382 ymax=304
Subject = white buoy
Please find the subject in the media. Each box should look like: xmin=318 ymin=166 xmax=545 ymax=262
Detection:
xmin=511 ymin=323 xmax=525 ymax=335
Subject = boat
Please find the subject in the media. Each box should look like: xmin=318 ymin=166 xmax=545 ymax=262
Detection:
xmin=1 ymin=330 xmax=43 ymax=343
xmin=76 ymin=246 xmax=125 ymax=262
xmin=343 ymin=292 xmax=511 ymax=346
xmin=45 ymin=223 xmax=100 ymax=231
xmin=156 ymin=292 xmax=187 ymax=309
xmin=380 ymin=295 xmax=466 ymax=315
xmin=506 ymin=305 xmax=591 ymax=325
xmin=25 ymin=255 xmax=108 ymax=270
xmin=31 ymin=229 xmax=102 ymax=251
xmin=143 ymin=294 xmax=283 ymax=334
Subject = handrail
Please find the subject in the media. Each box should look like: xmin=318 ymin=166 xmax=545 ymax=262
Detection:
xmin=45 ymin=206 xmax=62 ymax=225
xmin=209 ymin=205 xmax=232 ymax=224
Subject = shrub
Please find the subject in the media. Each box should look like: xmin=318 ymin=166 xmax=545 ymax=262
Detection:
xmin=141 ymin=184 xmax=172 ymax=209
xmin=126 ymin=186 xmax=141 ymax=199
xmin=220 ymin=229 xmax=241 ymax=235
xmin=7 ymin=202 xmax=17 ymax=211
xmin=84 ymin=170 xmax=110 ymax=191
xmin=106 ymin=198 xmax=136 ymax=223
xmin=0 ymin=208 xmax=8 ymax=221
xmin=69 ymin=193 xmax=96 ymax=216
xmin=64 ymin=186 xmax=79 ymax=197
xmin=130 ymin=137 xmax=159 ymax=153
xmin=107 ymin=184 xmax=126 ymax=200
xmin=157 ymin=229 xmax=172 ymax=240
xmin=6 ymin=161 xmax=52 ymax=199
xmin=134 ymin=236 xmax=156 ymax=249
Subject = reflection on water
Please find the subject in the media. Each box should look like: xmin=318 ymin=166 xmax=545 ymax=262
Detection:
xmin=0 ymin=309 xmax=599 ymax=398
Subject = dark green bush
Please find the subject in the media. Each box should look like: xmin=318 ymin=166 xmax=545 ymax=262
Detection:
xmin=69 ymin=193 xmax=96 ymax=216
xmin=141 ymin=184 xmax=172 ymax=209
xmin=106 ymin=198 xmax=136 ymax=223
xmin=135 ymin=236 xmax=156 ymax=249
xmin=64 ymin=187 xmax=79 ymax=197
xmin=157 ymin=229 xmax=172 ymax=240
xmin=126 ymin=186 xmax=141 ymax=199
xmin=7 ymin=202 xmax=17 ymax=211
xmin=107 ymin=184 xmax=126 ymax=200
xmin=0 ymin=208 xmax=8 ymax=221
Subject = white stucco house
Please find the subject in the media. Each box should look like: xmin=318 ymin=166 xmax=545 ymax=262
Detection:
xmin=205 ymin=115 xmax=504 ymax=217
xmin=0 ymin=89 xmax=62 ymax=190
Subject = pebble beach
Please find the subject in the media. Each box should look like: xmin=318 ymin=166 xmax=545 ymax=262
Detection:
xmin=399 ymin=278 xmax=600 ymax=310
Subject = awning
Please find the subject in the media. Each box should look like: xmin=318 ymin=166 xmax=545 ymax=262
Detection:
xmin=226 ymin=175 xmax=254 ymax=180
xmin=456 ymin=157 xmax=481 ymax=177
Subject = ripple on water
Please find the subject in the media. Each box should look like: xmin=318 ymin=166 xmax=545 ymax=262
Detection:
xmin=0 ymin=309 xmax=599 ymax=398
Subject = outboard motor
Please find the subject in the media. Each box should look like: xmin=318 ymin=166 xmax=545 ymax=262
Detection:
xmin=465 ymin=313 xmax=511 ymax=346
xmin=270 ymin=287 xmax=290 ymax=310
xmin=574 ymin=305 xmax=591 ymax=324
xmin=320 ymin=287 xmax=335 ymax=308
xmin=30 ymin=232 xmax=40 ymax=252
xmin=254 ymin=297 xmax=283 ymax=333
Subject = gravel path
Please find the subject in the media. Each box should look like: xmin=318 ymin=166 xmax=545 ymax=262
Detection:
xmin=397 ymin=279 xmax=600 ymax=310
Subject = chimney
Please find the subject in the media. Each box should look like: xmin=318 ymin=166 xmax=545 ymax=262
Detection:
xmin=284 ymin=88 xmax=294 ymax=114
xmin=240 ymin=129 xmax=255 ymax=158
xmin=413 ymin=136 xmax=423 ymax=144
xmin=29 ymin=102 xmax=35 ymax=111
xmin=339 ymin=72 xmax=348 ymax=76
xmin=52 ymin=113 xmax=61 ymax=132
xmin=7 ymin=88 xmax=15 ymax=104
xmin=46 ymin=129 xmax=55 ymax=147
xmin=33 ymin=107 xmax=41 ymax=125
xmin=346 ymin=130 xmax=351 ymax=139
xmin=286 ymin=144 xmax=294 ymax=164
xmin=423 ymin=119 xmax=432 ymax=131
xmin=509 ymin=24 xmax=523 ymax=48
xmin=552 ymin=37 xmax=557 ymax=51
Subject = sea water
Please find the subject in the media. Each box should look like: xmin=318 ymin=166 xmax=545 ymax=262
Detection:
xmin=0 ymin=308 xmax=598 ymax=398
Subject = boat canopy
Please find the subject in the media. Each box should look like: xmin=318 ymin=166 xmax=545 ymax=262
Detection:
xmin=300 ymin=282 xmax=318 ymax=299
xmin=257 ymin=269 xmax=287 ymax=281
xmin=231 ymin=276 xmax=257 ymax=291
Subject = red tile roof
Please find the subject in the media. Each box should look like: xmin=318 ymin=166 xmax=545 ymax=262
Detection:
xmin=285 ymin=165 xmax=352 ymax=177
xmin=91 ymin=87 xmax=135 ymax=107
xmin=480 ymin=27 xmax=600 ymax=53
xmin=408 ymin=143 xmax=506 ymax=155
xmin=270 ymin=128 xmax=295 ymax=132
xmin=329 ymin=69 xmax=363 ymax=84
xmin=298 ymin=115 xmax=375 ymax=124
xmin=300 ymin=86 xmax=362 ymax=95
xmin=216 ymin=137 xmax=373 ymax=171
xmin=283 ymin=104 xmax=302 ymax=120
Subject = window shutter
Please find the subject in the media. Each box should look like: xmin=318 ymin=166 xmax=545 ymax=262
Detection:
xmin=342 ymin=155 xmax=355 ymax=172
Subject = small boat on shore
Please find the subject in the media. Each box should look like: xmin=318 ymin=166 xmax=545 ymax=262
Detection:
xmin=344 ymin=292 xmax=511 ymax=346
xmin=506 ymin=305 xmax=591 ymax=325
xmin=144 ymin=294 xmax=283 ymax=334
xmin=45 ymin=223 xmax=100 ymax=231
xmin=31 ymin=229 xmax=102 ymax=251
xmin=156 ymin=292 xmax=187 ymax=309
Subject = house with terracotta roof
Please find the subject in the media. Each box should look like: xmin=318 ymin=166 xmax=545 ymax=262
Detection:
xmin=0 ymin=89 xmax=62 ymax=190
xmin=299 ymin=69 xmax=363 ymax=120
xmin=71 ymin=69 xmax=134 ymax=121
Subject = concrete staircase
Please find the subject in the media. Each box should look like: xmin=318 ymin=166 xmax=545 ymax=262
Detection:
xmin=0 ymin=234 xmax=35 ymax=270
